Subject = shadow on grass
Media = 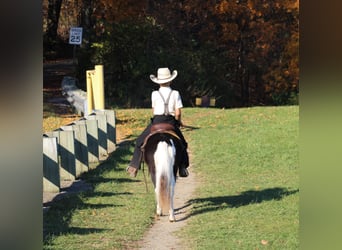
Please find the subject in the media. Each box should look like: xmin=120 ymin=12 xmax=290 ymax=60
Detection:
xmin=43 ymin=138 xmax=139 ymax=245
xmin=43 ymin=194 xmax=115 ymax=244
xmin=185 ymin=187 xmax=299 ymax=218
xmin=82 ymin=138 xmax=136 ymax=176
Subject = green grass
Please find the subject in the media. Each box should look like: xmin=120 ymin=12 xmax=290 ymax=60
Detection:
xmin=179 ymin=106 xmax=299 ymax=249
xmin=43 ymin=139 xmax=157 ymax=249
xmin=43 ymin=106 xmax=299 ymax=249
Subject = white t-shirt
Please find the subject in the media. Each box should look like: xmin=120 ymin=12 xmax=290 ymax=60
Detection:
xmin=151 ymin=86 xmax=183 ymax=116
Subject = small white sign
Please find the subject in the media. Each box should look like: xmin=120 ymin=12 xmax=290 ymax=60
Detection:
xmin=69 ymin=27 xmax=83 ymax=45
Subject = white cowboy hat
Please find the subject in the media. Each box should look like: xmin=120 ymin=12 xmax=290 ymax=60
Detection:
xmin=150 ymin=67 xmax=178 ymax=84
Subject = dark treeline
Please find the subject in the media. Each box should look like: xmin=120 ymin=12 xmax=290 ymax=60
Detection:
xmin=43 ymin=0 xmax=299 ymax=108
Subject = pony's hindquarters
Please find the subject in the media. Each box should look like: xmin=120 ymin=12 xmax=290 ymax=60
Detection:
xmin=154 ymin=140 xmax=176 ymax=222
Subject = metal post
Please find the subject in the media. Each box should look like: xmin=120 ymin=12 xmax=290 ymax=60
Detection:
xmin=86 ymin=70 xmax=95 ymax=115
xmin=93 ymin=65 xmax=105 ymax=110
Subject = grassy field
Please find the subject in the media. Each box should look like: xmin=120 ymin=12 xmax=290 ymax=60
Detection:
xmin=43 ymin=106 xmax=299 ymax=249
xmin=179 ymin=106 xmax=299 ymax=249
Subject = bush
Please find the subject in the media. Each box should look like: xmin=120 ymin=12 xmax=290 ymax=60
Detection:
xmin=271 ymin=91 xmax=299 ymax=106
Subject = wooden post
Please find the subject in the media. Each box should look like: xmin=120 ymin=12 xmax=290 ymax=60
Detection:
xmin=72 ymin=123 xmax=89 ymax=174
xmin=43 ymin=136 xmax=60 ymax=192
xmin=44 ymin=131 xmax=63 ymax=185
xmin=195 ymin=97 xmax=202 ymax=106
xmin=76 ymin=118 xmax=99 ymax=166
xmin=61 ymin=124 xmax=89 ymax=177
xmin=88 ymin=112 xmax=108 ymax=160
xmin=94 ymin=109 xmax=116 ymax=153
xmin=210 ymin=97 xmax=216 ymax=107
xmin=58 ymin=130 xmax=76 ymax=181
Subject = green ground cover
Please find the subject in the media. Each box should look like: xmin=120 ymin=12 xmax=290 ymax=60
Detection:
xmin=179 ymin=106 xmax=299 ymax=249
xmin=43 ymin=106 xmax=298 ymax=249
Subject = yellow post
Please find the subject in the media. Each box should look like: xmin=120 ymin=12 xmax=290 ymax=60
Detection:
xmin=86 ymin=70 xmax=95 ymax=115
xmin=209 ymin=97 xmax=216 ymax=107
xmin=93 ymin=65 xmax=105 ymax=110
xmin=195 ymin=97 xmax=202 ymax=106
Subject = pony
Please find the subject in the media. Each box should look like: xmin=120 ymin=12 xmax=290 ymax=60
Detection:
xmin=141 ymin=123 xmax=183 ymax=222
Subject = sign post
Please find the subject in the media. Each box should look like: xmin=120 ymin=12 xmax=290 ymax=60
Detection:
xmin=69 ymin=27 xmax=83 ymax=69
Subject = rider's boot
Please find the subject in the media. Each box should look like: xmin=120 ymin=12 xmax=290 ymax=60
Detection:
xmin=127 ymin=148 xmax=142 ymax=177
xmin=179 ymin=149 xmax=189 ymax=177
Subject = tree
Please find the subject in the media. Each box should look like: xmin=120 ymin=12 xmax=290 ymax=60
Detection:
xmin=44 ymin=0 xmax=63 ymax=50
xmin=44 ymin=0 xmax=298 ymax=107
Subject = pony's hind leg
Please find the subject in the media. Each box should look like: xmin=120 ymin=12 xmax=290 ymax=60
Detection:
xmin=155 ymin=189 xmax=162 ymax=216
xmin=168 ymin=181 xmax=176 ymax=222
xmin=168 ymin=206 xmax=175 ymax=222
xmin=156 ymin=203 xmax=162 ymax=216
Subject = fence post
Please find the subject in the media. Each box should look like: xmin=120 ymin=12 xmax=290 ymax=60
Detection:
xmin=72 ymin=123 xmax=89 ymax=174
xmin=195 ymin=97 xmax=202 ymax=106
xmin=87 ymin=112 xmax=108 ymax=160
xmin=210 ymin=97 xmax=216 ymax=107
xmin=58 ymin=130 xmax=76 ymax=181
xmin=61 ymin=124 xmax=89 ymax=177
xmin=94 ymin=109 xmax=116 ymax=153
xmin=43 ymin=136 xmax=60 ymax=192
xmin=76 ymin=118 xmax=99 ymax=168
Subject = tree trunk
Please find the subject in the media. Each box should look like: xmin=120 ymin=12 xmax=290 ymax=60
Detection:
xmin=236 ymin=34 xmax=244 ymax=106
xmin=242 ymin=67 xmax=250 ymax=106
xmin=236 ymin=30 xmax=251 ymax=106
xmin=45 ymin=0 xmax=63 ymax=42
xmin=80 ymin=0 xmax=94 ymax=46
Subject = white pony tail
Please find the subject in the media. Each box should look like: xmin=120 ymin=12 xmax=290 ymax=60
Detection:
xmin=154 ymin=140 xmax=176 ymax=219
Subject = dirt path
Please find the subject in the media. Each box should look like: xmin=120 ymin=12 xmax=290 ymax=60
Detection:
xmin=138 ymin=160 xmax=197 ymax=250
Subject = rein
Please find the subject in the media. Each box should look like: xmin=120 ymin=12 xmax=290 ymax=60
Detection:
xmin=141 ymin=160 xmax=149 ymax=193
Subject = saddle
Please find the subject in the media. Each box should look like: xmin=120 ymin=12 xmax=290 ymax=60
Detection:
xmin=141 ymin=123 xmax=181 ymax=151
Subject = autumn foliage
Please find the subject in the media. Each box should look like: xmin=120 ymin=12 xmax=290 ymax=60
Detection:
xmin=43 ymin=0 xmax=299 ymax=107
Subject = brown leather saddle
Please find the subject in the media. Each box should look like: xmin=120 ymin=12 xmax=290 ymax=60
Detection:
xmin=141 ymin=123 xmax=180 ymax=151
